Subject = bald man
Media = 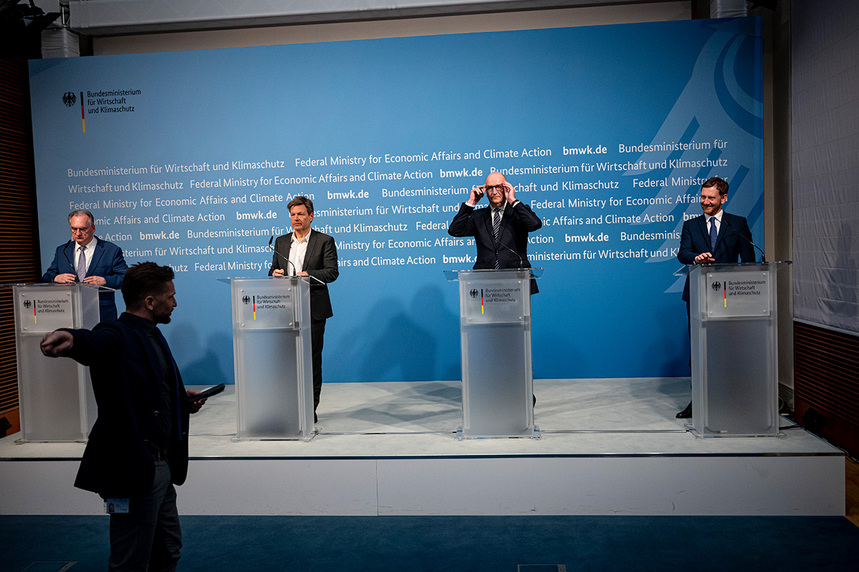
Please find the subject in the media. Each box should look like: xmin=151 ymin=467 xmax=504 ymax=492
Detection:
xmin=448 ymin=172 xmax=542 ymax=293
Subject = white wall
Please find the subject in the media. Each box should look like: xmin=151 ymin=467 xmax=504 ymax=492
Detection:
xmin=90 ymin=2 xmax=690 ymax=54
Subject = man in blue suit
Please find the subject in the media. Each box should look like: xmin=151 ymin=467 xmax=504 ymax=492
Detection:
xmin=40 ymin=262 xmax=207 ymax=571
xmin=676 ymin=176 xmax=756 ymax=418
xmin=42 ymin=209 xmax=128 ymax=322
xmin=448 ymin=172 xmax=543 ymax=294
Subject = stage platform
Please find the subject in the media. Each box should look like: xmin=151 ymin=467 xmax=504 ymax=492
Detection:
xmin=0 ymin=378 xmax=845 ymax=517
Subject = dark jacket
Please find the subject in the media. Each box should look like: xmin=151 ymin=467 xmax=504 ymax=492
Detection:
xmin=268 ymin=231 xmax=339 ymax=320
xmin=678 ymin=211 xmax=756 ymax=302
xmin=448 ymin=201 xmax=543 ymax=293
xmin=65 ymin=313 xmax=191 ymax=498
xmin=42 ymin=238 xmax=128 ymax=322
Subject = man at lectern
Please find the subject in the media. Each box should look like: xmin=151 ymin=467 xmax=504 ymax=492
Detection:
xmin=39 ymin=262 xmax=208 ymax=572
xmin=448 ymin=172 xmax=542 ymax=294
xmin=269 ymin=196 xmax=339 ymax=422
xmin=42 ymin=209 xmax=128 ymax=322
xmin=675 ymin=176 xmax=756 ymax=419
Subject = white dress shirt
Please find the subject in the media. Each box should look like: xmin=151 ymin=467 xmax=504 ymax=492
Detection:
xmin=288 ymin=230 xmax=311 ymax=275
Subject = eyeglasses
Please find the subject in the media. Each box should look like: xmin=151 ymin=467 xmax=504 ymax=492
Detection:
xmin=484 ymin=185 xmax=504 ymax=193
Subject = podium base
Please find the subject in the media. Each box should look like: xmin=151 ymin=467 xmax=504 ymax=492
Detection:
xmin=231 ymin=427 xmax=318 ymax=442
xmin=685 ymin=423 xmax=784 ymax=439
xmin=456 ymin=425 xmax=541 ymax=441
xmin=15 ymin=436 xmax=87 ymax=444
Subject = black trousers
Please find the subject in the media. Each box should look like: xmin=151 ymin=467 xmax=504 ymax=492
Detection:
xmin=311 ymin=318 xmax=326 ymax=412
xmin=109 ymin=460 xmax=181 ymax=572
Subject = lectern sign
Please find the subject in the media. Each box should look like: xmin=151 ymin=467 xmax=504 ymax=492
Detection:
xmin=705 ymin=270 xmax=771 ymax=319
xmin=236 ymin=287 xmax=295 ymax=329
xmin=18 ymin=290 xmax=73 ymax=333
xmin=464 ymin=281 xmax=526 ymax=324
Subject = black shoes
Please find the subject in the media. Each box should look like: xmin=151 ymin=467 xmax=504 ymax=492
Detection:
xmin=676 ymin=402 xmax=692 ymax=419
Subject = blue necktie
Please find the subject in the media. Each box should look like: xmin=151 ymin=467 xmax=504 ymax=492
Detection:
xmin=709 ymin=218 xmax=718 ymax=250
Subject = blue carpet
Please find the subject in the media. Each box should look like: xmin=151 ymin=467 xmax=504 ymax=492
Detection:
xmin=3 ymin=515 xmax=858 ymax=571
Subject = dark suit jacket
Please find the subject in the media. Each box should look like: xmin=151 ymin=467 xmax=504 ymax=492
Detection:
xmin=448 ymin=201 xmax=543 ymax=293
xmin=42 ymin=238 xmax=128 ymax=322
xmin=268 ymin=230 xmax=339 ymax=320
xmin=678 ymin=211 xmax=756 ymax=302
xmin=64 ymin=313 xmax=192 ymax=498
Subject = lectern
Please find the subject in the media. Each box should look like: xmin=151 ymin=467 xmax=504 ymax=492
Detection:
xmin=682 ymin=262 xmax=789 ymax=437
xmin=227 ymin=277 xmax=314 ymax=440
xmin=446 ymin=269 xmax=541 ymax=439
xmin=10 ymin=283 xmax=101 ymax=442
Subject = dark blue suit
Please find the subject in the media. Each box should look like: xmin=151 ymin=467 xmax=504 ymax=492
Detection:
xmin=678 ymin=211 xmax=757 ymax=302
xmin=448 ymin=200 xmax=543 ymax=293
xmin=64 ymin=313 xmax=192 ymax=498
xmin=42 ymin=237 xmax=128 ymax=322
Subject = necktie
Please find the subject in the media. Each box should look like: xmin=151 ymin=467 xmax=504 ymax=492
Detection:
xmin=76 ymin=246 xmax=87 ymax=281
xmin=709 ymin=217 xmax=718 ymax=250
xmin=493 ymin=209 xmax=501 ymax=270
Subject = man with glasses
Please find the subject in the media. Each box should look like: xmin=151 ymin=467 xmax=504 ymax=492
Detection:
xmin=42 ymin=209 xmax=128 ymax=322
xmin=448 ymin=172 xmax=542 ymax=293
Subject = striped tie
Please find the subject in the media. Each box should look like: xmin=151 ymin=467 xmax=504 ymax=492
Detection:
xmin=76 ymin=246 xmax=87 ymax=281
xmin=493 ymin=208 xmax=501 ymax=270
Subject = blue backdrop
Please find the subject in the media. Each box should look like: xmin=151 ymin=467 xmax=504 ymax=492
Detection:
xmin=29 ymin=17 xmax=763 ymax=384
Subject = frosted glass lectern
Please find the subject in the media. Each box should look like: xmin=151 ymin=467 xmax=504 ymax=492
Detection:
xmin=227 ymin=277 xmax=314 ymax=440
xmin=680 ymin=262 xmax=789 ymax=437
xmin=10 ymin=283 xmax=101 ymax=442
xmin=445 ymin=269 xmax=541 ymax=439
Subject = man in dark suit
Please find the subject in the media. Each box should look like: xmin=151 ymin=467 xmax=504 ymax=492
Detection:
xmin=448 ymin=172 xmax=543 ymax=293
xmin=42 ymin=209 xmax=128 ymax=322
xmin=40 ymin=262 xmax=207 ymax=571
xmin=269 ymin=196 xmax=339 ymax=421
xmin=676 ymin=176 xmax=756 ymax=418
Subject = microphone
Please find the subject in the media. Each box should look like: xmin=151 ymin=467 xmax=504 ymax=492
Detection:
xmin=61 ymin=241 xmax=81 ymax=283
xmin=722 ymin=218 xmax=765 ymax=263
xmin=64 ymin=241 xmax=75 ymax=266
xmin=487 ymin=205 xmax=527 ymax=270
xmin=497 ymin=241 xmax=525 ymax=269
xmin=268 ymin=236 xmax=298 ymax=275
xmin=267 ymin=236 xmax=325 ymax=284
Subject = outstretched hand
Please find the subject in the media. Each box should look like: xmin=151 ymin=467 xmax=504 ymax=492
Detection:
xmin=40 ymin=330 xmax=74 ymax=357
